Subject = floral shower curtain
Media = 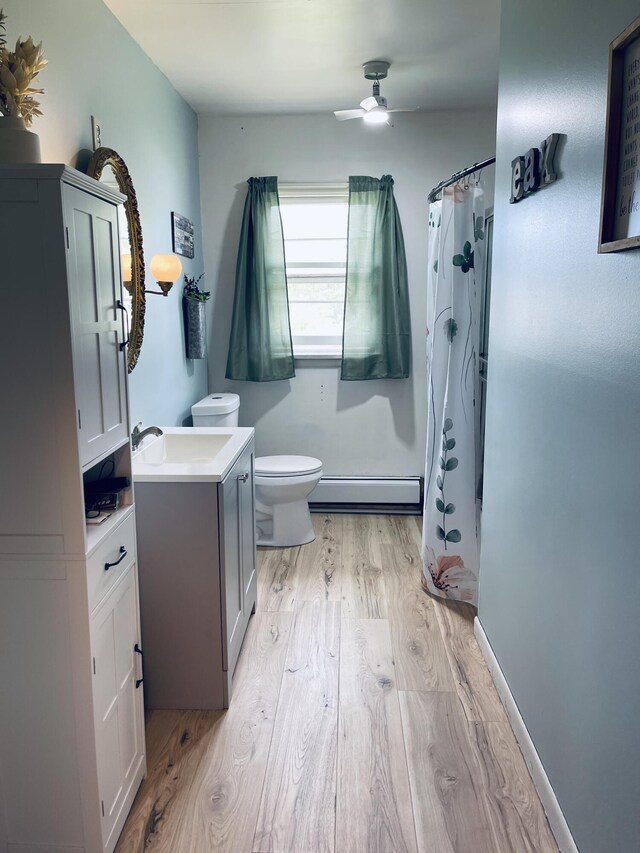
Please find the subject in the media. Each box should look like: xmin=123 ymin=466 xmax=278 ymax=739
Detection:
xmin=422 ymin=182 xmax=485 ymax=605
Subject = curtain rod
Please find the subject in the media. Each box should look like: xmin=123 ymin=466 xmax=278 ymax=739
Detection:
xmin=427 ymin=156 xmax=496 ymax=203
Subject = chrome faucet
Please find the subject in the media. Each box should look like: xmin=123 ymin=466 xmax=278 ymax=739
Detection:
xmin=131 ymin=422 xmax=163 ymax=451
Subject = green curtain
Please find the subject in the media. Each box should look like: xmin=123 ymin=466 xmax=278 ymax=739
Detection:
xmin=225 ymin=177 xmax=295 ymax=381
xmin=341 ymin=175 xmax=411 ymax=380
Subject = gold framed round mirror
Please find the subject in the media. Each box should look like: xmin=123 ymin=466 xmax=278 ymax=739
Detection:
xmin=87 ymin=147 xmax=145 ymax=372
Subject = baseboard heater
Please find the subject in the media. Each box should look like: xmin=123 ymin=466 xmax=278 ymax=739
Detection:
xmin=309 ymin=476 xmax=422 ymax=514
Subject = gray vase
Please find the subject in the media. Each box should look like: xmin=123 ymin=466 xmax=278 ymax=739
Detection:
xmin=184 ymin=296 xmax=207 ymax=359
xmin=0 ymin=116 xmax=41 ymax=164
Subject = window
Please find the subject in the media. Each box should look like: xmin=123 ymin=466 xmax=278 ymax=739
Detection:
xmin=279 ymin=183 xmax=349 ymax=358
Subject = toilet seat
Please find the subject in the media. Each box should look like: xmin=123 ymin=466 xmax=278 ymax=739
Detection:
xmin=255 ymin=455 xmax=322 ymax=478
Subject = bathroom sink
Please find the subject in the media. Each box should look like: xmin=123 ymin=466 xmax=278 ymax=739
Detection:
xmin=132 ymin=427 xmax=254 ymax=482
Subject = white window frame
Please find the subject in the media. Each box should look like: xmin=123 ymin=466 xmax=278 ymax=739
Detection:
xmin=279 ymin=182 xmax=349 ymax=359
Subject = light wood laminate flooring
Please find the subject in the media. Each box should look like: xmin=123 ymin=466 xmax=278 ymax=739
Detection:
xmin=116 ymin=515 xmax=558 ymax=853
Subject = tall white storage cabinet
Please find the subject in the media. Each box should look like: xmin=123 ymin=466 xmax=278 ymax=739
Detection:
xmin=0 ymin=166 xmax=146 ymax=853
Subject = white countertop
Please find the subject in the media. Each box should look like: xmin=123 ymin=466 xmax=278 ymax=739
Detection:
xmin=132 ymin=427 xmax=254 ymax=482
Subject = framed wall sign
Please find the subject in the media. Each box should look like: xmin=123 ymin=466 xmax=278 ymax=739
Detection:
xmin=172 ymin=212 xmax=195 ymax=259
xmin=599 ymin=15 xmax=640 ymax=252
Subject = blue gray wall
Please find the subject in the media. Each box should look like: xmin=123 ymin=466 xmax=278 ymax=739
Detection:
xmin=479 ymin=2 xmax=640 ymax=851
xmin=1 ymin=0 xmax=207 ymax=427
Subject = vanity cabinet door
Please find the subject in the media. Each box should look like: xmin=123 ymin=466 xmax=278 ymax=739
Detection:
xmin=90 ymin=563 xmax=145 ymax=850
xmin=219 ymin=440 xmax=256 ymax=677
xmin=64 ymin=184 xmax=128 ymax=468
xmin=239 ymin=453 xmax=257 ymax=613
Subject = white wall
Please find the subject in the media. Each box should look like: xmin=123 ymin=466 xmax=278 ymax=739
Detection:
xmin=479 ymin=1 xmax=640 ymax=850
xmin=198 ymin=111 xmax=496 ymax=475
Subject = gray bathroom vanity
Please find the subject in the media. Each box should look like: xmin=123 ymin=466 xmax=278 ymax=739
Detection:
xmin=133 ymin=428 xmax=257 ymax=709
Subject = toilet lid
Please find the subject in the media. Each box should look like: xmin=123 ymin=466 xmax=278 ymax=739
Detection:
xmin=255 ymin=455 xmax=322 ymax=477
xmin=191 ymin=393 xmax=239 ymax=416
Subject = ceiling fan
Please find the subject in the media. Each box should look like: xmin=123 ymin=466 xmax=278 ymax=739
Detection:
xmin=334 ymin=60 xmax=416 ymax=124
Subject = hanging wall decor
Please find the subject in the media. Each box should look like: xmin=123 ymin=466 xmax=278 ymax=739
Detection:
xmin=599 ymin=15 xmax=640 ymax=252
xmin=183 ymin=274 xmax=209 ymax=359
xmin=509 ymin=133 xmax=560 ymax=203
xmin=172 ymin=211 xmax=195 ymax=258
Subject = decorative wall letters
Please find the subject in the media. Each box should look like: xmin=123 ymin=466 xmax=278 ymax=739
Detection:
xmin=510 ymin=134 xmax=560 ymax=203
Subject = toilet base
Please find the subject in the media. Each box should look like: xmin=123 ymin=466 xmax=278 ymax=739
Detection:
xmin=255 ymin=497 xmax=316 ymax=548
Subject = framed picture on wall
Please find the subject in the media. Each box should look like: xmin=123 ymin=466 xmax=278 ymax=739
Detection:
xmin=172 ymin=212 xmax=195 ymax=258
xmin=599 ymin=15 xmax=640 ymax=252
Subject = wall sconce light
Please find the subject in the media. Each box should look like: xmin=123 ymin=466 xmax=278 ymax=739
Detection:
xmin=121 ymin=252 xmax=133 ymax=294
xmin=146 ymin=253 xmax=183 ymax=296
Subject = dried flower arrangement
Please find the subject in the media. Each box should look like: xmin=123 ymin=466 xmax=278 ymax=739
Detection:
xmin=0 ymin=8 xmax=47 ymax=128
xmin=183 ymin=273 xmax=210 ymax=302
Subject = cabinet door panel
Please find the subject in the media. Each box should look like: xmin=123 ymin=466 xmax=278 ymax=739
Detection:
xmin=240 ymin=454 xmax=256 ymax=604
xmin=72 ymin=206 xmax=105 ymax=450
xmin=220 ymin=464 xmax=243 ymax=672
xmin=65 ymin=185 xmax=128 ymax=467
xmin=219 ymin=441 xmax=256 ymax=678
xmin=113 ymin=569 xmax=141 ymax=785
xmin=119 ymin=669 xmax=139 ymax=782
xmin=94 ymin=213 xmax=126 ymax=438
xmin=91 ymin=565 xmax=144 ymax=846
xmin=92 ymin=599 xmax=118 ymax=723
xmin=74 ymin=208 xmax=100 ymax=323
xmin=92 ymin=592 xmax=124 ymax=840
xmin=98 ymin=708 xmax=123 ymax=828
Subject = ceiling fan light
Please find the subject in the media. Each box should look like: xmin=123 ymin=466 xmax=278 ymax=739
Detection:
xmin=363 ymin=109 xmax=389 ymax=125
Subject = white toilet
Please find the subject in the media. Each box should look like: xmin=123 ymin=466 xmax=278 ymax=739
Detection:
xmin=191 ymin=394 xmax=323 ymax=548
xmin=253 ymin=455 xmax=322 ymax=547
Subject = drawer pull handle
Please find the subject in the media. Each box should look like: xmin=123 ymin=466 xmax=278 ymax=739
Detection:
xmin=117 ymin=300 xmax=130 ymax=352
xmin=104 ymin=545 xmax=127 ymax=571
xmin=134 ymin=643 xmax=144 ymax=688
xmin=237 ymin=472 xmax=249 ymax=483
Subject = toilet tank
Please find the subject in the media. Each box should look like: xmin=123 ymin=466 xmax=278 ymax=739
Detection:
xmin=191 ymin=393 xmax=240 ymax=427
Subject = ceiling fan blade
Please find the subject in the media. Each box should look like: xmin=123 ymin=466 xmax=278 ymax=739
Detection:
xmin=387 ymin=107 xmax=418 ymax=113
xmin=334 ymin=109 xmax=366 ymax=121
xmin=359 ymin=96 xmax=378 ymax=112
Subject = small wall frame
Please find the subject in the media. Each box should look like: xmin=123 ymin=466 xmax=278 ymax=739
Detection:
xmin=171 ymin=212 xmax=195 ymax=258
xmin=599 ymin=15 xmax=640 ymax=252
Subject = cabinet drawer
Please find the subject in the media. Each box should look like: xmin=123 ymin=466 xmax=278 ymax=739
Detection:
xmin=87 ymin=513 xmax=136 ymax=612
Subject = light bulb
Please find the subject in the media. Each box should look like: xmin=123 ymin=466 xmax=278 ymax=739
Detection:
xmin=150 ymin=253 xmax=182 ymax=283
xmin=363 ymin=109 xmax=389 ymax=125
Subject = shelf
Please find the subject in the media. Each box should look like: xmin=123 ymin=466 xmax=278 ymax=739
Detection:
xmin=85 ymin=504 xmax=135 ymax=557
xmin=81 ymin=435 xmax=131 ymax=476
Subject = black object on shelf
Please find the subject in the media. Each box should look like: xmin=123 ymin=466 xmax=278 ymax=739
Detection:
xmin=84 ymin=476 xmax=131 ymax=518
xmin=84 ymin=477 xmax=130 ymax=496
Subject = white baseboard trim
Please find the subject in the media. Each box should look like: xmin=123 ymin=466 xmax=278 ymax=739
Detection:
xmin=309 ymin=476 xmax=421 ymax=506
xmin=474 ymin=617 xmax=579 ymax=853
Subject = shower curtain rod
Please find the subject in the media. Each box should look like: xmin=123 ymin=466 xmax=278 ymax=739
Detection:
xmin=427 ymin=155 xmax=496 ymax=203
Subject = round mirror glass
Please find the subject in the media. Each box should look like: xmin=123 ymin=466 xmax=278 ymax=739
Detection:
xmin=87 ymin=148 xmax=145 ymax=372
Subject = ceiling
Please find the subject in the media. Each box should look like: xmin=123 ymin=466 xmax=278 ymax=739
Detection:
xmin=103 ymin=0 xmax=500 ymax=116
